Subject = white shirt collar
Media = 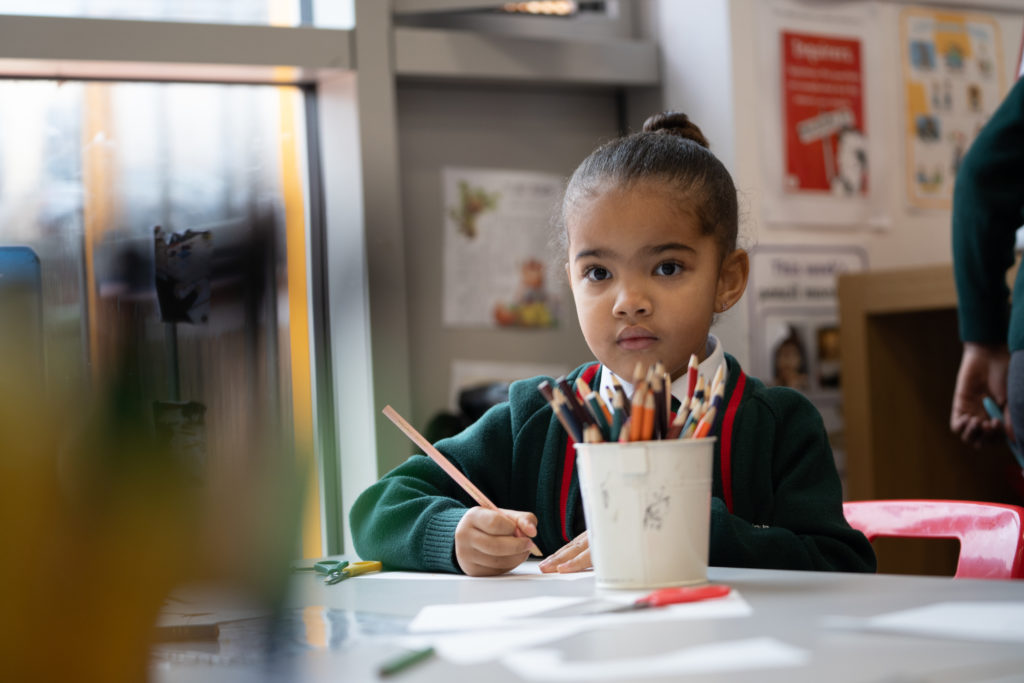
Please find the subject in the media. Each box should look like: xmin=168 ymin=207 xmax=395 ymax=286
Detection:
xmin=598 ymin=334 xmax=727 ymax=410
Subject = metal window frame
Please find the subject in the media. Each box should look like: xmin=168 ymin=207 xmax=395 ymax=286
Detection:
xmin=0 ymin=2 xmax=658 ymax=554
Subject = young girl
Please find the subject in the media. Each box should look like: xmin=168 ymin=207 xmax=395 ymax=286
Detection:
xmin=350 ymin=113 xmax=876 ymax=577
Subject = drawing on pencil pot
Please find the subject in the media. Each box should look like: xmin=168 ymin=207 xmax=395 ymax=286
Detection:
xmin=644 ymin=489 xmax=671 ymax=532
xmin=350 ymin=111 xmax=876 ymax=579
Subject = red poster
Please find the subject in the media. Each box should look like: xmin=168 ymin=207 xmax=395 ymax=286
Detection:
xmin=782 ymin=32 xmax=866 ymax=195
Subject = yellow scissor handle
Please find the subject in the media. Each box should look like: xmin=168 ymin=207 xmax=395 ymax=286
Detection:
xmin=345 ymin=560 xmax=383 ymax=578
xmin=325 ymin=560 xmax=383 ymax=584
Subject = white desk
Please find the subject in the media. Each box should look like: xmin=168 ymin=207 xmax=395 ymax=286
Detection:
xmin=153 ymin=564 xmax=1024 ymax=682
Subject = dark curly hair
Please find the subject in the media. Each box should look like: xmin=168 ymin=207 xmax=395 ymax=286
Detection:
xmin=560 ymin=112 xmax=738 ymax=258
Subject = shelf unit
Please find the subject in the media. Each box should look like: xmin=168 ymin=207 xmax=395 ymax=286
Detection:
xmin=838 ymin=264 xmax=1023 ymax=575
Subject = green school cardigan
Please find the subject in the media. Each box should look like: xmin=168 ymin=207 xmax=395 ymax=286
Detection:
xmin=953 ymin=77 xmax=1024 ymax=351
xmin=350 ymin=354 xmax=876 ymax=574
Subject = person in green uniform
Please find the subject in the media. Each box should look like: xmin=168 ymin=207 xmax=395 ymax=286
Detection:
xmin=950 ymin=77 xmax=1024 ymax=454
xmin=350 ymin=112 xmax=875 ymax=576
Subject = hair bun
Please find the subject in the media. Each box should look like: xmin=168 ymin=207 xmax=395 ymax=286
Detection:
xmin=642 ymin=112 xmax=710 ymax=149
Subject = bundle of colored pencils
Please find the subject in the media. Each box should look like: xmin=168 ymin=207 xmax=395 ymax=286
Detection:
xmin=537 ymin=355 xmax=725 ymax=444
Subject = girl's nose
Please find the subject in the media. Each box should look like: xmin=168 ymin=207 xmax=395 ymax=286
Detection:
xmin=612 ymin=281 xmax=652 ymax=319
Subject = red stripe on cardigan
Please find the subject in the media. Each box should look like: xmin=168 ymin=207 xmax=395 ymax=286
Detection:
xmin=560 ymin=363 xmax=600 ymax=542
xmin=719 ymin=370 xmax=747 ymax=514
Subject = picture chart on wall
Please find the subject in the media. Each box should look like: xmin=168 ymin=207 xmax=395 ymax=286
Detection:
xmin=900 ymin=7 xmax=1005 ymax=210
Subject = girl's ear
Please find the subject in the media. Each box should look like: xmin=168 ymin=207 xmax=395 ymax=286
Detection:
xmin=715 ymin=249 xmax=749 ymax=313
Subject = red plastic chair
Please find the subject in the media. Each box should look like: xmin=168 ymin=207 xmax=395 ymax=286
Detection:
xmin=843 ymin=500 xmax=1024 ymax=579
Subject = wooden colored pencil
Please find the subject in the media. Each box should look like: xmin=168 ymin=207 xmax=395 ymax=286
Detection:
xmin=693 ymin=405 xmax=718 ymax=439
xmin=382 ymin=405 xmax=542 ymax=556
xmin=640 ymin=391 xmax=656 ymax=441
xmin=663 ymin=368 xmax=672 ymax=430
xmin=583 ymin=424 xmax=603 ymax=443
xmin=584 ymin=392 xmax=611 ymax=439
xmin=709 ymin=362 xmax=725 ymax=398
xmin=632 ymin=361 xmax=646 ymax=394
xmin=629 ymin=383 xmax=646 ymax=442
xmin=618 ymin=416 xmax=632 ymax=442
xmin=666 ymin=405 xmax=687 ymax=439
xmin=692 ymin=374 xmax=706 ymax=407
xmin=557 ymin=376 xmax=593 ymax=428
xmin=537 ymin=379 xmax=555 ymax=403
xmin=551 ymin=388 xmax=583 ymax=443
xmin=539 ymin=379 xmax=584 ymax=441
xmin=678 ymin=396 xmax=703 ymax=438
xmin=603 ymin=386 xmax=616 ymax=407
xmin=610 ymin=373 xmax=631 ymax=417
xmin=686 ymin=354 xmax=699 ymax=402
xmin=707 ymin=381 xmax=725 ymax=414
xmin=651 ymin=364 xmax=666 ymax=439
xmin=575 ymin=377 xmax=592 ymax=404
xmin=591 ymin=387 xmax=613 ymax=426
xmin=610 ymin=389 xmax=626 ymax=441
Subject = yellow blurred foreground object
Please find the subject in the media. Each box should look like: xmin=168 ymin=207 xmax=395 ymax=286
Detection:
xmin=0 ymin=350 xmax=304 ymax=681
xmin=0 ymin=363 xmax=199 ymax=682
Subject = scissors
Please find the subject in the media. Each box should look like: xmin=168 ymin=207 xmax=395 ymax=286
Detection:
xmin=293 ymin=559 xmax=383 ymax=584
xmin=323 ymin=560 xmax=383 ymax=585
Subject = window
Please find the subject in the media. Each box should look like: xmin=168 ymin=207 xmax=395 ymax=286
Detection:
xmin=0 ymin=0 xmax=299 ymax=25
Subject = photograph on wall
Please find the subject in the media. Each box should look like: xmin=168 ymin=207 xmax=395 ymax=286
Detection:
xmin=756 ymin=0 xmax=887 ymax=228
xmin=747 ymin=245 xmax=868 ymax=485
xmin=900 ymin=7 xmax=1004 ymax=210
xmin=782 ymin=31 xmax=867 ymax=197
xmin=442 ymin=167 xmax=562 ymax=329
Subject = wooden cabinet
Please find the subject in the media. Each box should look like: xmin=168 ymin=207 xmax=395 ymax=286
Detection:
xmin=837 ymin=265 xmax=1022 ymax=575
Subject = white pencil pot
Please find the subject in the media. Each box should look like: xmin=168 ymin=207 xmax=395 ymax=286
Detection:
xmin=575 ymin=438 xmax=715 ymax=590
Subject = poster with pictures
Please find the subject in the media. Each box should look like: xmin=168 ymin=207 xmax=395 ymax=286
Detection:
xmin=442 ymin=167 xmax=563 ymax=329
xmin=901 ymin=7 xmax=1004 ymax=210
xmin=748 ymin=245 xmax=868 ymax=485
xmin=782 ymin=31 xmax=866 ymax=196
xmin=756 ymin=0 xmax=887 ymax=228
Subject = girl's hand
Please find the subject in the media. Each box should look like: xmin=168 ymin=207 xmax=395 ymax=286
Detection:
xmin=538 ymin=530 xmax=591 ymax=573
xmin=454 ymin=506 xmax=538 ymax=576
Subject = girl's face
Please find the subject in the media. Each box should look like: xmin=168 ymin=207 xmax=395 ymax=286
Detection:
xmin=565 ymin=182 xmax=748 ymax=382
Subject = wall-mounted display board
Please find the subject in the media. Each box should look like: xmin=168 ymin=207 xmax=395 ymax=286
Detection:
xmin=441 ymin=166 xmax=564 ymax=330
xmin=747 ymin=244 xmax=868 ymax=487
xmin=756 ymin=0 xmax=889 ymax=229
xmin=900 ymin=6 xmax=1005 ymax=211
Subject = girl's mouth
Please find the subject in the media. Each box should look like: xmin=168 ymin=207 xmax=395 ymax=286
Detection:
xmin=617 ymin=328 xmax=657 ymax=351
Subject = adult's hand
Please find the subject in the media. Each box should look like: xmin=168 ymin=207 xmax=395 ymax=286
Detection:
xmin=951 ymin=342 xmax=1010 ymax=446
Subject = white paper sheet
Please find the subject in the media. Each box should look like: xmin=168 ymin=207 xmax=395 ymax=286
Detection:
xmin=825 ymin=601 xmax=1024 ymax=643
xmin=400 ymin=623 xmax=588 ymax=665
xmin=501 ymin=637 xmax=809 ymax=681
xmin=408 ymin=590 xmax=751 ymax=633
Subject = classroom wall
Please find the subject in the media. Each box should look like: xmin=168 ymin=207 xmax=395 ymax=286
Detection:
xmin=388 ymin=0 xmax=1023 ymax=478
xmin=393 ymin=83 xmax=623 ymax=473
xmin=649 ymin=0 xmax=1024 ymax=368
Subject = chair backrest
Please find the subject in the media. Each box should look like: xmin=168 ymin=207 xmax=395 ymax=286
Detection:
xmin=843 ymin=499 xmax=1024 ymax=579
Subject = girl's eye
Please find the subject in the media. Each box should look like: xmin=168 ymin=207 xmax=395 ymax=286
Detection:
xmin=583 ymin=266 xmax=611 ymax=282
xmin=655 ymin=261 xmax=684 ymax=276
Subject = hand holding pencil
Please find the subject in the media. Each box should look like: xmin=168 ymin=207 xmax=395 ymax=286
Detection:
xmin=382 ymin=405 xmax=543 ymax=576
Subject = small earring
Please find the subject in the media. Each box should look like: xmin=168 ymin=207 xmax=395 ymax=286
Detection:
xmin=719 ymin=302 xmax=728 ymax=312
